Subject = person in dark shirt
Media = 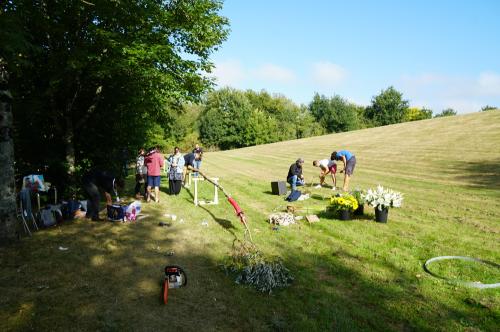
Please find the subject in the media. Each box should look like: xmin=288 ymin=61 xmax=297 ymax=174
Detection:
xmin=192 ymin=144 xmax=203 ymax=176
xmin=82 ymin=170 xmax=123 ymax=221
xmin=183 ymin=152 xmax=201 ymax=186
xmin=287 ymin=158 xmax=305 ymax=191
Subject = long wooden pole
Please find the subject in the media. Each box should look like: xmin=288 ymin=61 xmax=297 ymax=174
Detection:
xmin=188 ymin=167 xmax=253 ymax=242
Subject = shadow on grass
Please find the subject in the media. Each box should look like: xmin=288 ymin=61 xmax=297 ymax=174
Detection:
xmin=459 ymin=159 xmax=500 ymax=189
xmin=182 ymin=184 xmax=237 ymax=236
xmin=453 ymin=159 xmax=500 ymax=189
xmin=310 ymin=193 xmax=328 ymax=201
xmin=1 ymin=192 xmax=497 ymax=331
xmin=198 ymin=205 xmax=237 ymax=237
xmin=353 ymin=213 xmax=376 ymax=221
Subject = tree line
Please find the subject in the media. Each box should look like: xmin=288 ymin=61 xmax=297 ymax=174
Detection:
xmin=191 ymin=86 xmax=464 ymax=150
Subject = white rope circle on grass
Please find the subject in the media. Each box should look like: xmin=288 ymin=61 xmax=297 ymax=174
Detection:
xmin=424 ymin=256 xmax=500 ymax=289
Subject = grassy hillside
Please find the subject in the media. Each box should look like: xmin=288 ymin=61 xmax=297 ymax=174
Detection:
xmin=1 ymin=111 xmax=499 ymax=331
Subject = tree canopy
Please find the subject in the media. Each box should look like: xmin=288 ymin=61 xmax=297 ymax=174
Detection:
xmin=365 ymin=86 xmax=409 ymax=126
xmin=309 ymin=93 xmax=360 ymax=133
xmin=198 ymin=88 xmax=323 ymax=149
xmin=434 ymin=108 xmax=457 ymax=118
xmin=1 ymin=0 xmax=229 ymax=190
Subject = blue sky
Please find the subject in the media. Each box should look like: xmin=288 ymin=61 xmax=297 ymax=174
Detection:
xmin=210 ymin=0 xmax=500 ymax=113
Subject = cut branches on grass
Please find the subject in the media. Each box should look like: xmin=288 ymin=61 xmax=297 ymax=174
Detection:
xmin=222 ymin=242 xmax=293 ymax=294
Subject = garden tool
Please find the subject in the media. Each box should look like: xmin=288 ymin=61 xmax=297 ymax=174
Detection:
xmin=162 ymin=265 xmax=187 ymax=304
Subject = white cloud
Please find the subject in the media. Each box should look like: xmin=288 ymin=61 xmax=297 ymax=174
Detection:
xmin=400 ymin=71 xmax=500 ymax=113
xmin=252 ymin=63 xmax=296 ymax=83
xmin=211 ymin=60 xmax=245 ymax=86
xmin=211 ymin=61 xmax=297 ymax=87
xmin=311 ymin=61 xmax=348 ymax=87
xmin=477 ymin=72 xmax=500 ymax=96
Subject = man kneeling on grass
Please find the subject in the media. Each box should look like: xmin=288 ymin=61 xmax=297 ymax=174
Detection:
xmin=287 ymin=158 xmax=305 ymax=191
xmin=312 ymin=159 xmax=337 ymax=190
xmin=331 ymin=150 xmax=356 ymax=191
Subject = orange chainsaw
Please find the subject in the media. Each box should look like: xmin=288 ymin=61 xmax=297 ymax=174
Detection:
xmin=162 ymin=265 xmax=187 ymax=304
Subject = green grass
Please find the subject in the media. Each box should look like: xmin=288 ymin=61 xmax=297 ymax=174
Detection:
xmin=1 ymin=111 xmax=500 ymax=331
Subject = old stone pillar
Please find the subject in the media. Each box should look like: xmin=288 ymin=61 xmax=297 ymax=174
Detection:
xmin=0 ymin=58 xmax=18 ymax=244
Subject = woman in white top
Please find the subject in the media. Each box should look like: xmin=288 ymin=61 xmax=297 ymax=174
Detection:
xmin=312 ymin=159 xmax=337 ymax=189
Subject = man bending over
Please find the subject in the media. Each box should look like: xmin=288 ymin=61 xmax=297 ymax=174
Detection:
xmin=312 ymin=159 xmax=337 ymax=190
xmin=331 ymin=150 xmax=356 ymax=191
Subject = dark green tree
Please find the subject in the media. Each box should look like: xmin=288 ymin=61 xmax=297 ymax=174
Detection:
xmin=365 ymin=86 xmax=409 ymax=125
xmin=481 ymin=105 xmax=498 ymax=112
xmin=295 ymin=105 xmax=325 ymax=138
xmin=245 ymin=109 xmax=279 ymax=145
xmin=245 ymin=90 xmax=316 ymax=141
xmin=1 ymin=0 xmax=229 ymax=188
xmin=199 ymin=88 xmax=323 ymax=150
xmin=199 ymin=88 xmax=252 ymax=150
xmin=434 ymin=108 xmax=457 ymax=117
xmin=309 ymin=93 xmax=359 ymax=133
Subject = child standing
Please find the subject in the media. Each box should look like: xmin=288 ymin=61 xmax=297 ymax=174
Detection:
xmin=134 ymin=148 xmax=147 ymax=199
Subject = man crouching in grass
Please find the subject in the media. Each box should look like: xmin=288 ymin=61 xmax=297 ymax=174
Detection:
xmin=287 ymin=158 xmax=305 ymax=191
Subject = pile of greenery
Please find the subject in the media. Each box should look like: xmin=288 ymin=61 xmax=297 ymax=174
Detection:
xmin=223 ymin=244 xmax=293 ymax=293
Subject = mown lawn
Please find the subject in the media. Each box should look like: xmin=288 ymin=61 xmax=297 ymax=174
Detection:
xmin=1 ymin=111 xmax=499 ymax=331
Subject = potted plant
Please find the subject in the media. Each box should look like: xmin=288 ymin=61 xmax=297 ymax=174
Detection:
xmin=350 ymin=189 xmax=366 ymax=216
xmin=362 ymin=185 xmax=403 ymax=223
xmin=329 ymin=193 xmax=359 ymax=220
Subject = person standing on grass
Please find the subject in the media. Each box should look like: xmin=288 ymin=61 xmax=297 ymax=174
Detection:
xmin=312 ymin=159 xmax=337 ymax=190
xmin=182 ymin=151 xmax=202 ymax=186
xmin=331 ymin=150 xmax=356 ymax=191
xmin=134 ymin=148 xmax=147 ymax=199
xmin=287 ymin=158 xmax=305 ymax=191
xmin=192 ymin=143 xmax=203 ymax=176
xmin=82 ymin=170 xmax=123 ymax=221
xmin=167 ymin=146 xmax=185 ymax=195
xmin=144 ymin=146 xmax=164 ymax=202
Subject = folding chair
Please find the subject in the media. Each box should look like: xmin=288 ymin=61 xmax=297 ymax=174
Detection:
xmin=18 ymin=188 xmax=38 ymax=236
xmin=23 ymin=174 xmax=57 ymax=210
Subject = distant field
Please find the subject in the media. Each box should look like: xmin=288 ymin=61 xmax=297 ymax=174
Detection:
xmin=1 ymin=111 xmax=499 ymax=331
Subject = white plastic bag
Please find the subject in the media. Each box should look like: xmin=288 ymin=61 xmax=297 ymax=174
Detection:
xmin=125 ymin=201 xmax=142 ymax=221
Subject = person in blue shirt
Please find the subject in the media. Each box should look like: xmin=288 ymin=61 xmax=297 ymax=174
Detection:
xmin=331 ymin=150 xmax=356 ymax=191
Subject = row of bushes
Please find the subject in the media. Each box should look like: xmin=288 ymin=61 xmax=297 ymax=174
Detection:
xmin=173 ymin=86 xmax=466 ymax=151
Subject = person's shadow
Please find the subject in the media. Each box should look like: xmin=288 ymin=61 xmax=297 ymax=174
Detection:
xmin=183 ymin=184 xmax=237 ymax=238
xmin=198 ymin=205 xmax=237 ymax=237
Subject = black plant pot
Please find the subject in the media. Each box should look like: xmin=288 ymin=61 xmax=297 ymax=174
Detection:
xmin=338 ymin=209 xmax=351 ymax=220
xmin=354 ymin=204 xmax=364 ymax=216
xmin=375 ymin=207 xmax=389 ymax=223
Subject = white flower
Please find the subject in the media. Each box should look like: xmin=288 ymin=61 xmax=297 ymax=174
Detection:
xmin=362 ymin=185 xmax=404 ymax=209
